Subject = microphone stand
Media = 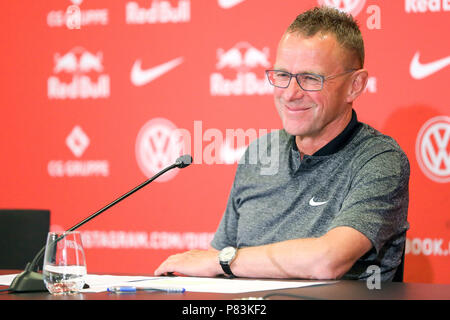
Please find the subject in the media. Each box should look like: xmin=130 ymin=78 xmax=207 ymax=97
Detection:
xmin=9 ymin=156 xmax=191 ymax=293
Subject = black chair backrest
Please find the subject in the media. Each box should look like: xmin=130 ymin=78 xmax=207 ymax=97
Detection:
xmin=0 ymin=209 xmax=50 ymax=269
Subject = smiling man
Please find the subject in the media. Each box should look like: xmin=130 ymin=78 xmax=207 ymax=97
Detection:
xmin=155 ymin=6 xmax=410 ymax=282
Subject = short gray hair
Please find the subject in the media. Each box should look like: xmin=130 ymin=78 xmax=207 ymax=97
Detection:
xmin=287 ymin=6 xmax=365 ymax=68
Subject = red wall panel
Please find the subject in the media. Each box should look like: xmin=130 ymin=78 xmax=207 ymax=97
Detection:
xmin=1 ymin=0 xmax=448 ymax=283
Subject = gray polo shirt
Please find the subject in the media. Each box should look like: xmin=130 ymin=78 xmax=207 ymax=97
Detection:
xmin=211 ymin=111 xmax=410 ymax=281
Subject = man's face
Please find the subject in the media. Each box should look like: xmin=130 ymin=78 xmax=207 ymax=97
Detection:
xmin=273 ymin=32 xmax=353 ymax=138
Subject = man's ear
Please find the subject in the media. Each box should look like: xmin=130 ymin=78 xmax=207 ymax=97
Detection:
xmin=346 ymin=69 xmax=368 ymax=103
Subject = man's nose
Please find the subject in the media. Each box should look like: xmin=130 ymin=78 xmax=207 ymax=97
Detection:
xmin=282 ymin=77 xmax=305 ymax=101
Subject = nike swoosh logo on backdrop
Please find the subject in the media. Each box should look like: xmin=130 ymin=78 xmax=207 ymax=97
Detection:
xmin=410 ymin=52 xmax=450 ymax=80
xmin=131 ymin=57 xmax=184 ymax=86
xmin=309 ymin=197 xmax=328 ymax=207
xmin=218 ymin=0 xmax=245 ymax=9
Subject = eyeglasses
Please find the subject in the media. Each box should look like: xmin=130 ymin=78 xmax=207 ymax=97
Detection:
xmin=265 ymin=69 xmax=357 ymax=91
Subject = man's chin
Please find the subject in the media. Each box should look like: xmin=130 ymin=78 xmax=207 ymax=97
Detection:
xmin=282 ymin=123 xmax=308 ymax=137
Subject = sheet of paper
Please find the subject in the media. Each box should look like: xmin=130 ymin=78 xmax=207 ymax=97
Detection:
xmin=0 ymin=273 xmax=156 ymax=291
xmin=81 ymin=275 xmax=335 ymax=293
xmin=82 ymin=274 xmax=160 ymax=292
xmin=0 ymin=274 xmax=18 ymax=286
xmin=0 ymin=273 xmax=336 ymax=294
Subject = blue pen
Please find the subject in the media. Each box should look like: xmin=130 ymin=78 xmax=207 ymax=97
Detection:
xmin=107 ymin=286 xmax=185 ymax=293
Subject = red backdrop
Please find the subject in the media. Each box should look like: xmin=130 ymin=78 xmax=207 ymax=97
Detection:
xmin=1 ymin=0 xmax=449 ymax=284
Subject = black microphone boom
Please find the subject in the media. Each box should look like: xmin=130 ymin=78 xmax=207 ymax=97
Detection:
xmin=8 ymin=155 xmax=193 ymax=293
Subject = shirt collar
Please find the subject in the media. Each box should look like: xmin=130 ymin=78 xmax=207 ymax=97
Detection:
xmin=291 ymin=109 xmax=362 ymax=157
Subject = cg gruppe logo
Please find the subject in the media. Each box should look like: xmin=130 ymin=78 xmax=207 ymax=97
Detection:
xmin=48 ymin=126 xmax=110 ymax=177
xmin=416 ymin=116 xmax=450 ymax=183
xmin=47 ymin=0 xmax=109 ymax=29
xmin=210 ymin=42 xmax=273 ymax=96
xmin=135 ymin=118 xmax=186 ymax=182
xmin=317 ymin=0 xmax=366 ymax=16
xmin=66 ymin=125 xmax=90 ymax=157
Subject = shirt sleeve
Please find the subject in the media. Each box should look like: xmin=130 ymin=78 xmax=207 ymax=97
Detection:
xmin=210 ymin=184 xmax=240 ymax=250
xmin=209 ymin=134 xmax=264 ymax=250
xmin=210 ymin=166 xmax=242 ymax=250
xmin=328 ymin=147 xmax=410 ymax=254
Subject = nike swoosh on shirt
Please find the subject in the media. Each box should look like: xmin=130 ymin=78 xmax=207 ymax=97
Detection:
xmin=131 ymin=57 xmax=184 ymax=86
xmin=409 ymin=52 xmax=450 ymax=80
xmin=218 ymin=0 xmax=245 ymax=9
xmin=309 ymin=197 xmax=328 ymax=207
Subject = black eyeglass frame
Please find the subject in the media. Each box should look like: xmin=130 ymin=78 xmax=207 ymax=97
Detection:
xmin=265 ymin=69 xmax=358 ymax=91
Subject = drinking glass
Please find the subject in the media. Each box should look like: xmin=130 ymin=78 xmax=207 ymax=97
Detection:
xmin=43 ymin=231 xmax=87 ymax=295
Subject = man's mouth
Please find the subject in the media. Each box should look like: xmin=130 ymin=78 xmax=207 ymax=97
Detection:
xmin=285 ymin=105 xmax=312 ymax=112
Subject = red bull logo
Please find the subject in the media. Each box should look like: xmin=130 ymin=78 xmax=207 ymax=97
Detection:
xmin=210 ymin=42 xmax=273 ymax=96
xmin=215 ymin=42 xmax=270 ymax=71
xmin=126 ymin=0 xmax=191 ymax=24
xmin=53 ymin=51 xmax=103 ymax=74
xmin=53 ymin=52 xmax=78 ymax=74
xmin=48 ymin=47 xmax=110 ymax=99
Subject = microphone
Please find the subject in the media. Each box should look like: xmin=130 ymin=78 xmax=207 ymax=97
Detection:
xmin=8 ymin=155 xmax=193 ymax=293
xmin=175 ymin=154 xmax=193 ymax=168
